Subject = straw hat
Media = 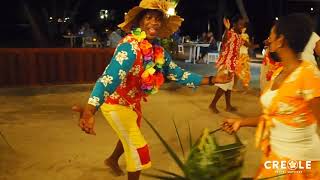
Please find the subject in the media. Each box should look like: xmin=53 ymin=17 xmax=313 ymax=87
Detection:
xmin=118 ymin=0 xmax=183 ymax=38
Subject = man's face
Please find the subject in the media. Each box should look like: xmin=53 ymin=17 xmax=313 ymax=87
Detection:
xmin=139 ymin=10 xmax=163 ymax=40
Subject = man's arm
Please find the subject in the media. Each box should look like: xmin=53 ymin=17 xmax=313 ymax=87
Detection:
xmin=162 ymin=51 xmax=231 ymax=87
xmin=87 ymin=42 xmax=136 ymax=111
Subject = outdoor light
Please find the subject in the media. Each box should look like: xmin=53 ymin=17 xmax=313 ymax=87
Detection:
xmin=93 ymin=38 xmax=97 ymax=42
xmin=49 ymin=17 xmax=53 ymax=20
xmin=124 ymin=12 xmax=128 ymax=16
xmin=311 ymin=7 xmax=314 ymax=11
xmin=167 ymin=7 xmax=175 ymax=16
xmin=57 ymin=18 xmax=63 ymax=23
xmin=100 ymin=9 xmax=109 ymax=20
xmin=275 ymin=17 xmax=279 ymax=20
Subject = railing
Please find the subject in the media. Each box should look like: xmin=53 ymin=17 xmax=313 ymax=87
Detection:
xmin=0 ymin=48 xmax=115 ymax=87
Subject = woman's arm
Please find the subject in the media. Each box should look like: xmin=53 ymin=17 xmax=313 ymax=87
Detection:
xmin=222 ymin=116 xmax=260 ymax=134
xmin=309 ymin=97 xmax=320 ymax=123
xmin=240 ymin=117 xmax=260 ymax=127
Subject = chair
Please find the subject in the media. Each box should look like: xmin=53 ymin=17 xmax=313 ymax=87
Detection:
xmin=216 ymin=41 xmax=222 ymax=51
xmin=178 ymin=44 xmax=184 ymax=54
xmin=205 ymin=52 xmax=219 ymax=64
xmin=204 ymin=41 xmax=221 ymax=64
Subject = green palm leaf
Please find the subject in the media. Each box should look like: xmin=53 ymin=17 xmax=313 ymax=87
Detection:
xmin=144 ymin=117 xmax=186 ymax=172
xmin=173 ymin=119 xmax=185 ymax=159
xmin=186 ymin=120 xmax=192 ymax=150
xmin=154 ymin=168 xmax=186 ymax=179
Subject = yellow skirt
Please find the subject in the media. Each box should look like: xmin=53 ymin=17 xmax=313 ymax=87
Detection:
xmin=100 ymin=103 xmax=151 ymax=172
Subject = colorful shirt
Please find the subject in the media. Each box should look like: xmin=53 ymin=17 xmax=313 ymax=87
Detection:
xmin=257 ymin=61 xmax=320 ymax=158
xmin=216 ymin=29 xmax=242 ymax=72
xmin=88 ymin=34 xmax=203 ymax=112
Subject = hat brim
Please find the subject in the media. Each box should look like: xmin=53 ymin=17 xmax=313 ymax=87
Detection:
xmin=118 ymin=6 xmax=183 ymax=38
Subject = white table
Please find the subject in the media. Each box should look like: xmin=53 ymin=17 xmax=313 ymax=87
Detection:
xmin=182 ymin=43 xmax=210 ymax=64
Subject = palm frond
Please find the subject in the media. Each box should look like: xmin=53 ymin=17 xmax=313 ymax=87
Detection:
xmin=172 ymin=119 xmax=185 ymax=159
xmin=154 ymin=168 xmax=186 ymax=179
xmin=144 ymin=117 xmax=186 ymax=172
xmin=186 ymin=120 xmax=192 ymax=150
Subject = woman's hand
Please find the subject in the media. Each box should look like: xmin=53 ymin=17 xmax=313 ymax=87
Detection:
xmin=223 ymin=18 xmax=231 ymax=30
xmin=221 ymin=118 xmax=242 ymax=134
xmin=72 ymin=104 xmax=96 ymax=135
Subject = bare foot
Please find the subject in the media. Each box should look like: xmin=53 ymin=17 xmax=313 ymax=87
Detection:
xmin=226 ymin=106 xmax=237 ymax=112
xmin=209 ymin=106 xmax=220 ymax=114
xmin=104 ymin=158 xmax=125 ymax=176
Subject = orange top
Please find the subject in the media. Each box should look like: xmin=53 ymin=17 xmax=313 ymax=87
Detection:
xmin=256 ymin=61 xmax=320 ymax=154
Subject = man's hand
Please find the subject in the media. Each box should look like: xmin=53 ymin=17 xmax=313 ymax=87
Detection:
xmin=72 ymin=105 xmax=96 ymax=135
xmin=221 ymin=118 xmax=242 ymax=134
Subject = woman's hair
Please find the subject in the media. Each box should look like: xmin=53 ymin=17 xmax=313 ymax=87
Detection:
xmin=131 ymin=9 xmax=164 ymax=30
xmin=274 ymin=13 xmax=314 ymax=53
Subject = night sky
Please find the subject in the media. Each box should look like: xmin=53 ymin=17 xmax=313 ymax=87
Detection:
xmin=0 ymin=0 xmax=319 ymax=47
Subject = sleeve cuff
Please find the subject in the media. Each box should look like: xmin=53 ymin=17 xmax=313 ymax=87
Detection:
xmin=88 ymin=96 xmax=101 ymax=109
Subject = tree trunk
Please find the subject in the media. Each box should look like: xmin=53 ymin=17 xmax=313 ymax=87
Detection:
xmin=22 ymin=1 xmax=48 ymax=47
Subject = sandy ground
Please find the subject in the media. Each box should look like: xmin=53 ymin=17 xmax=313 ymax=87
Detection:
xmin=0 ymin=83 xmax=263 ymax=180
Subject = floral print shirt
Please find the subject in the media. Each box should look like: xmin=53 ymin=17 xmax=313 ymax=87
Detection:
xmin=216 ymin=29 xmax=243 ymax=72
xmin=88 ymin=35 xmax=203 ymax=111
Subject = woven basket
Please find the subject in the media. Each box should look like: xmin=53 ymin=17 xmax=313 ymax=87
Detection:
xmin=185 ymin=128 xmax=246 ymax=180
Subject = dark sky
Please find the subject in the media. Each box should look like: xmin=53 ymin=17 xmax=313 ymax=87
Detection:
xmin=0 ymin=0 xmax=319 ymax=47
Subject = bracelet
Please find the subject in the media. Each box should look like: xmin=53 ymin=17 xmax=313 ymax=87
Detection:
xmin=208 ymin=76 xmax=215 ymax=86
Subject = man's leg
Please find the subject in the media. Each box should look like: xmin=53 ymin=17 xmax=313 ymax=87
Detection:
xmin=209 ymin=88 xmax=225 ymax=113
xmin=105 ymin=140 xmax=125 ymax=176
xmin=128 ymin=171 xmax=141 ymax=180
xmin=225 ymin=90 xmax=237 ymax=112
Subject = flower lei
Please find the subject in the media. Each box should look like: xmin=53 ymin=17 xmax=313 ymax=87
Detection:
xmin=132 ymin=28 xmax=165 ymax=95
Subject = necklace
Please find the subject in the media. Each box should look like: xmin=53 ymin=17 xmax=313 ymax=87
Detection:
xmin=132 ymin=28 xmax=165 ymax=95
